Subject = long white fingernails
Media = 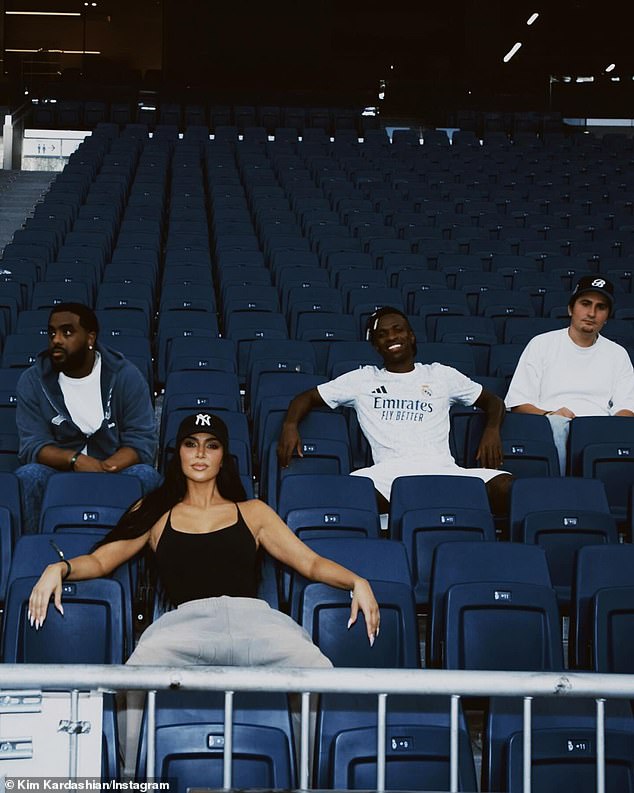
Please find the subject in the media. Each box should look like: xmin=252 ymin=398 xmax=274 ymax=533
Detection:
xmin=369 ymin=635 xmax=375 ymax=648
xmin=347 ymin=618 xmax=353 ymax=630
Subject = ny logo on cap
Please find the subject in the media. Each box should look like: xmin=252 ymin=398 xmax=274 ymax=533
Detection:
xmin=591 ymin=278 xmax=606 ymax=288
xmin=195 ymin=413 xmax=212 ymax=427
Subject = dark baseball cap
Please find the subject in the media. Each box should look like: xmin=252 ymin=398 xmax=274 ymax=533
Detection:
xmin=175 ymin=412 xmax=229 ymax=448
xmin=569 ymin=275 xmax=614 ymax=308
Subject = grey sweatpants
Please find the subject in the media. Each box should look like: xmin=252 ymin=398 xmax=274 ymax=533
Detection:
xmin=122 ymin=596 xmax=333 ymax=776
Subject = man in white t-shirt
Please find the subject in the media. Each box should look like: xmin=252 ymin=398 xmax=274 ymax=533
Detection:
xmin=277 ymin=307 xmax=512 ymax=517
xmin=505 ymin=275 xmax=634 ymax=474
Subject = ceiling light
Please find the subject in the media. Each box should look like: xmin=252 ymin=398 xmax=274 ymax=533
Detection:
xmin=503 ymin=42 xmax=522 ymax=63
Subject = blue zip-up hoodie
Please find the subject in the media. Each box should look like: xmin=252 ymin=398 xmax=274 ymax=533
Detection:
xmin=16 ymin=342 xmax=157 ymax=466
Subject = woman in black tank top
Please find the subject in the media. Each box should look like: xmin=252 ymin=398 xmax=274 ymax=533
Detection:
xmin=27 ymin=411 xmax=380 ymax=646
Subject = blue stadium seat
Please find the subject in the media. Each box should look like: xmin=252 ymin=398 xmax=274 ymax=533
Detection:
xmin=217 ymin=263 xmax=271 ymax=298
xmin=278 ymin=269 xmax=331 ymax=315
xmin=166 ymin=336 xmax=237 ymax=376
xmin=159 ymin=286 xmax=216 ymax=317
xmin=96 ymin=282 xmax=152 ymax=323
xmin=1 ymin=332 xmax=45 ymax=369
xmin=31 ymin=281 xmax=92 ymax=311
xmin=299 ymin=579 xmax=419 ymax=668
xmin=568 ymin=416 xmax=634 ymax=525
xmin=286 ymin=286 xmax=344 ymax=339
xmin=244 ymin=340 xmax=318 ymax=406
xmin=263 ymin=434 xmax=351 ymax=512
xmin=434 ymin=315 xmax=498 ymax=373
xmin=484 ymin=697 xmax=634 ymax=793
xmin=224 ymin=311 xmax=289 ymax=378
xmin=156 ymin=310 xmax=221 ymax=385
xmin=509 ymin=477 xmax=618 ymax=609
xmin=416 ymin=342 xmax=477 ymax=377
xmin=97 ymin=308 xmax=152 ymax=339
xmin=488 ymin=342 xmax=525 ymax=382
xmin=324 ymin=340 xmax=382 ymax=379
xmin=7 ymin=532 xmax=135 ymax=657
xmin=2 ymin=575 xmax=125 ymax=663
xmin=297 ymin=534 xmax=410 ymax=593
xmin=0 ymin=471 xmax=22 ymax=543
xmin=443 ymin=579 xmax=563 ymax=670
xmin=437 ymin=252 xmax=486 ymax=288
xmin=249 ymin=371 xmax=327 ymax=450
xmin=38 ymin=472 xmax=143 ymax=534
xmin=136 ymin=690 xmax=296 ymax=788
xmin=498 ymin=412 xmax=560 ymax=478
xmin=427 ymin=541 xmax=553 ymax=669
xmin=593 ymin=585 xmax=634 ymax=673
xmin=105 ymin=335 xmax=154 ymax=387
xmin=259 ymin=408 xmax=348 ymax=509
xmin=45 ymin=260 xmax=101 ymax=303
xmin=389 ymin=475 xmax=496 ymax=608
xmin=222 ymin=284 xmax=281 ymax=327
xmin=503 ymin=316 xmax=568 ymax=344
xmin=413 ymin=289 xmax=470 ymax=340
xmin=570 ymin=544 xmax=634 ymax=670
xmin=294 ymin=312 xmax=360 ymax=372
xmin=0 ymin=406 xmax=19 ymax=472
xmin=0 ymin=510 xmax=12 ymax=604
xmin=315 ymin=693 xmax=477 ymax=791
xmin=277 ymin=473 xmax=380 ymax=540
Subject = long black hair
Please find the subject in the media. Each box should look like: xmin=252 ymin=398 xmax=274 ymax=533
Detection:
xmin=97 ymin=438 xmax=247 ymax=547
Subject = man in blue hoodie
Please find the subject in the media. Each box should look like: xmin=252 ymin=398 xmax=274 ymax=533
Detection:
xmin=15 ymin=302 xmax=161 ymax=533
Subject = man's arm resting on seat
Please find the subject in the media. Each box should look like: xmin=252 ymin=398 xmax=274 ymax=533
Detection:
xmin=277 ymin=387 xmax=327 ymax=467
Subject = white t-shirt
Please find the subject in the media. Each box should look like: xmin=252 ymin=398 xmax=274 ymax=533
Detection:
xmin=318 ymin=362 xmax=482 ymax=467
xmin=59 ymin=353 xmax=104 ymax=452
xmin=505 ymin=328 xmax=634 ymax=416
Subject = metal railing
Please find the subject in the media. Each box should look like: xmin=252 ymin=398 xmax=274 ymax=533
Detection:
xmin=1 ymin=664 xmax=633 ymax=792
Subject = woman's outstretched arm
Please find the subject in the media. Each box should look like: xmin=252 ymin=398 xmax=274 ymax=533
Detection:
xmin=241 ymin=499 xmax=380 ymax=644
xmin=28 ymin=531 xmax=150 ymax=629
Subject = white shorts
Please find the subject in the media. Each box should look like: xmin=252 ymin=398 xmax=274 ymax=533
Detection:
xmin=351 ymin=459 xmax=510 ymax=501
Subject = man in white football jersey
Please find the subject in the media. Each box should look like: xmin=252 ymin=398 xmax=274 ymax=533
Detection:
xmin=277 ymin=306 xmax=512 ymax=516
